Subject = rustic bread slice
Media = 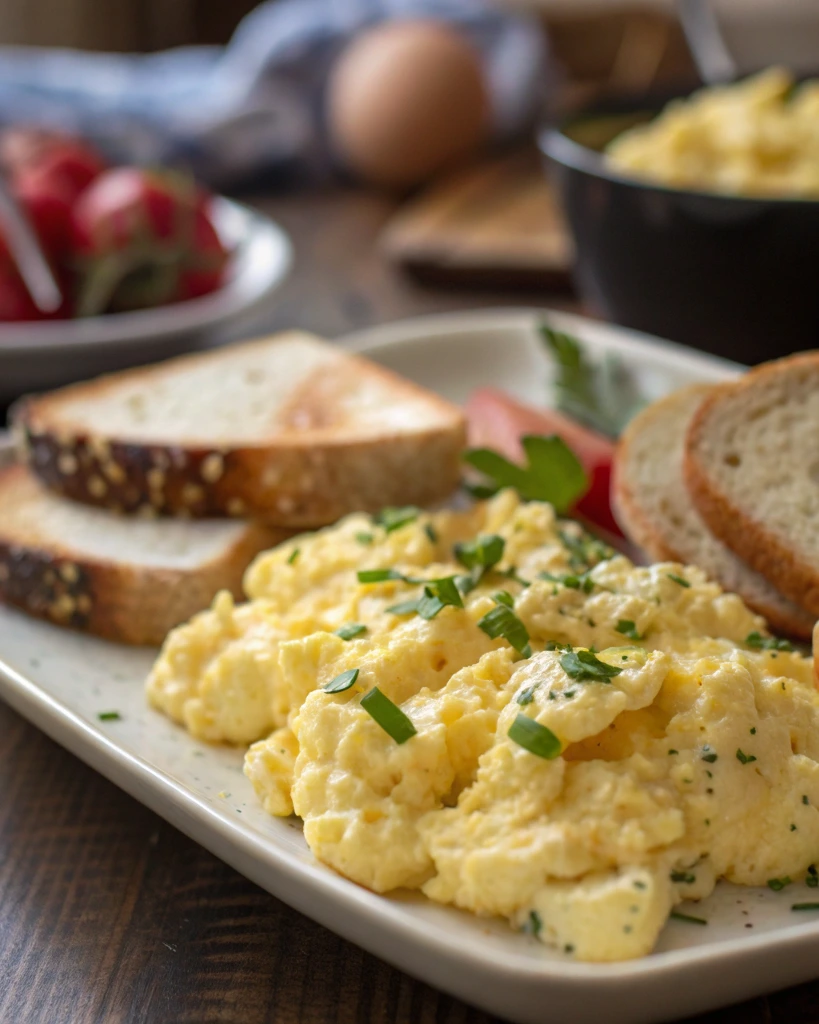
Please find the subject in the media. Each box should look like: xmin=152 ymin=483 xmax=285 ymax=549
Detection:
xmin=685 ymin=352 xmax=819 ymax=617
xmin=0 ymin=465 xmax=284 ymax=645
xmin=614 ymin=383 xmax=813 ymax=638
xmin=11 ymin=331 xmax=467 ymax=527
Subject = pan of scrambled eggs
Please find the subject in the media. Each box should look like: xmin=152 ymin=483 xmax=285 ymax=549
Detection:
xmin=146 ymin=491 xmax=819 ymax=963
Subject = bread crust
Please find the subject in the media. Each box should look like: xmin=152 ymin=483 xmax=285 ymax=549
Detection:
xmin=12 ymin=340 xmax=466 ymax=526
xmin=616 ymin=384 xmax=814 ymax=638
xmin=0 ymin=466 xmax=282 ymax=645
xmin=685 ymin=354 xmax=819 ymax=617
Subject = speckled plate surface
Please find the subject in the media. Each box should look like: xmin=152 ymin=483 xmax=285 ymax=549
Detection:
xmin=3 ymin=309 xmax=819 ymax=1024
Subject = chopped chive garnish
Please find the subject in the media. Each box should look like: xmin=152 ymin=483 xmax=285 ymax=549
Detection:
xmin=701 ymin=746 xmax=718 ymax=764
xmin=616 ymin=619 xmax=643 ymax=641
xmin=668 ymin=749 xmax=679 ymax=755
xmin=791 ymin=824 xmax=798 ymax=832
xmin=494 ymin=590 xmax=514 ymax=608
xmin=287 ymin=548 xmax=300 ymax=565
xmin=516 ymin=685 xmax=537 ymax=706
xmin=357 ymin=568 xmax=406 ymax=583
xmin=670 ymin=872 xmax=695 ymax=884
xmin=523 ymin=910 xmax=542 ymax=937
xmin=360 ymin=687 xmax=416 ymax=744
xmin=803 ymin=795 xmax=810 ymax=806
xmin=463 ymin=435 xmax=588 ymax=514
xmin=355 ymin=531 xmax=374 ymax=545
xmin=478 ymin=600 xmax=531 ymax=656
xmin=560 ymin=649 xmax=622 ymax=683
xmin=416 ymin=578 xmax=464 ymax=620
xmin=558 ymin=527 xmax=614 ymax=571
xmin=97 ymin=711 xmax=121 ymax=721
xmin=767 ymin=877 xmax=792 ymax=892
xmin=386 ymin=599 xmax=420 ymax=616
xmin=667 ymin=573 xmax=690 ymax=588
xmin=669 ymin=911 xmax=707 ymax=925
xmin=539 ymin=570 xmax=595 ymax=594
xmin=424 ymin=523 xmax=438 ymax=544
xmin=791 ymin=903 xmax=819 ymax=911
xmin=454 ymin=573 xmax=479 ymax=595
xmin=335 ymin=623 xmax=367 ymax=641
xmin=750 ymin=727 xmax=757 ymax=735
xmin=736 ymin=748 xmax=757 ymax=765
xmin=454 ymin=534 xmax=505 ymax=573
xmin=374 ymin=506 xmax=419 ymax=533
xmin=322 ymin=668 xmax=359 ymax=693
xmin=508 ymin=713 xmax=561 ymax=760
xmin=745 ymin=631 xmax=794 ymax=652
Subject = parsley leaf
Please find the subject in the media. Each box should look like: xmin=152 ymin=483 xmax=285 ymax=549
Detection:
xmin=540 ymin=324 xmax=645 ymax=438
xmin=560 ymin=649 xmax=623 ymax=683
xmin=463 ymin=435 xmax=588 ymax=513
xmin=736 ymin=748 xmax=757 ymax=765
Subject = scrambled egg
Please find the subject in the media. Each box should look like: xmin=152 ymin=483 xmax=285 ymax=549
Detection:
xmin=146 ymin=491 xmax=819 ymax=962
xmin=607 ymin=67 xmax=819 ymax=198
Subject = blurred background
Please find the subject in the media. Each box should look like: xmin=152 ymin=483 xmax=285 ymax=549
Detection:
xmin=1 ymin=0 xmax=818 ymax=411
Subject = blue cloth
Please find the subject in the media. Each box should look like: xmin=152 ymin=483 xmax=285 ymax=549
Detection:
xmin=0 ymin=0 xmax=549 ymax=189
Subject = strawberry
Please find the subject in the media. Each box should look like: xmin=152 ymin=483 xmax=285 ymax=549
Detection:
xmin=70 ymin=168 xmax=229 ymax=316
xmin=2 ymin=129 xmax=107 ymax=203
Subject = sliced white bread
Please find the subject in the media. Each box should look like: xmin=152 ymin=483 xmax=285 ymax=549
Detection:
xmin=12 ymin=331 xmax=466 ymax=527
xmin=0 ymin=465 xmax=285 ymax=645
xmin=614 ymin=383 xmax=813 ymax=638
xmin=685 ymin=352 xmax=819 ymax=617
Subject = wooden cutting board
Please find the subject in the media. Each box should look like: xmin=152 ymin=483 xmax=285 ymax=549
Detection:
xmin=380 ymin=147 xmax=574 ymax=290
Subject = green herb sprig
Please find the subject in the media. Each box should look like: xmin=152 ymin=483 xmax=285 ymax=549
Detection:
xmin=463 ymin=435 xmax=588 ymax=513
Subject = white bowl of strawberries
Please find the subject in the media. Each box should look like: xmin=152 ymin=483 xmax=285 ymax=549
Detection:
xmin=0 ymin=130 xmax=292 ymax=402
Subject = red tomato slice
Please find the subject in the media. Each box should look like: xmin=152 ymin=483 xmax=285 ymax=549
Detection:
xmin=465 ymin=387 xmax=621 ymax=537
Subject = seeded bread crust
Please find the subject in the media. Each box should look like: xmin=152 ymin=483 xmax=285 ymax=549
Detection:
xmin=0 ymin=466 xmax=283 ymax=645
xmin=614 ymin=384 xmax=814 ymax=638
xmin=11 ymin=334 xmax=467 ymax=527
xmin=685 ymin=353 xmax=819 ymax=617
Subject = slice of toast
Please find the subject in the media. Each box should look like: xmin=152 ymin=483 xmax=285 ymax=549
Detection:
xmin=11 ymin=331 xmax=466 ymax=527
xmin=614 ymin=383 xmax=813 ymax=638
xmin=0 ymin=465 xmax=285 ymax=645
xmin=685 ymin=352 xmax=819 ymax=617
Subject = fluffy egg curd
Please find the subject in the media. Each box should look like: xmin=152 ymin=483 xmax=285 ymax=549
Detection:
xmin=146 ymin=490 xmax=819 ymax=962
xmin=607 ymin=67 xmax=819 ymax=198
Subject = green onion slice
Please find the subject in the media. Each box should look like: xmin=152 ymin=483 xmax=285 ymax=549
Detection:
xmin=335 ymin=623 xmax=367 ymax=641
xmin=374 ymin=506 xmax=419 ymax=533
xmin=322 ymin=668 xmax=360 ymax=693
xmin=453 ymin=534 xmax=505 ymax=573
xmin=360 ymin=687 xmax=417 ymax=744
xmin=508 ymin=713 xmax=561 ymax=759
xmin=478 ymin=601 xmax=531 ymax=656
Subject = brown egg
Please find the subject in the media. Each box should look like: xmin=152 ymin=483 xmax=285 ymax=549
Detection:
xmin=327 ymin=20 xmax=489 ymax=189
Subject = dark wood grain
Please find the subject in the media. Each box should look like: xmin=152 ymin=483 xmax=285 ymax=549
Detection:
xmin=0 ymin=186 xmax=815 ymax=1024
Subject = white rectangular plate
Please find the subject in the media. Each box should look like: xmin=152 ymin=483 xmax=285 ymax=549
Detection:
xmin=2 ymin=309 xmax=818 ymax=1024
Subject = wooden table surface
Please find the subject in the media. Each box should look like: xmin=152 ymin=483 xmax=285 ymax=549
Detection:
xmin=0 ymin=188 xmax=816 ymax=1024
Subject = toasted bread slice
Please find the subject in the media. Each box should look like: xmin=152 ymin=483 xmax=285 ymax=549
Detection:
xmin=12 ymin=331 xmax=466 ymax=527
xmin=614 ymin=384 xmax=813 ymax=638
xmin=0 ymin=465 xmax=284 ymax=645
xmin=685 ymin=352 xmax=819 ymax=617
